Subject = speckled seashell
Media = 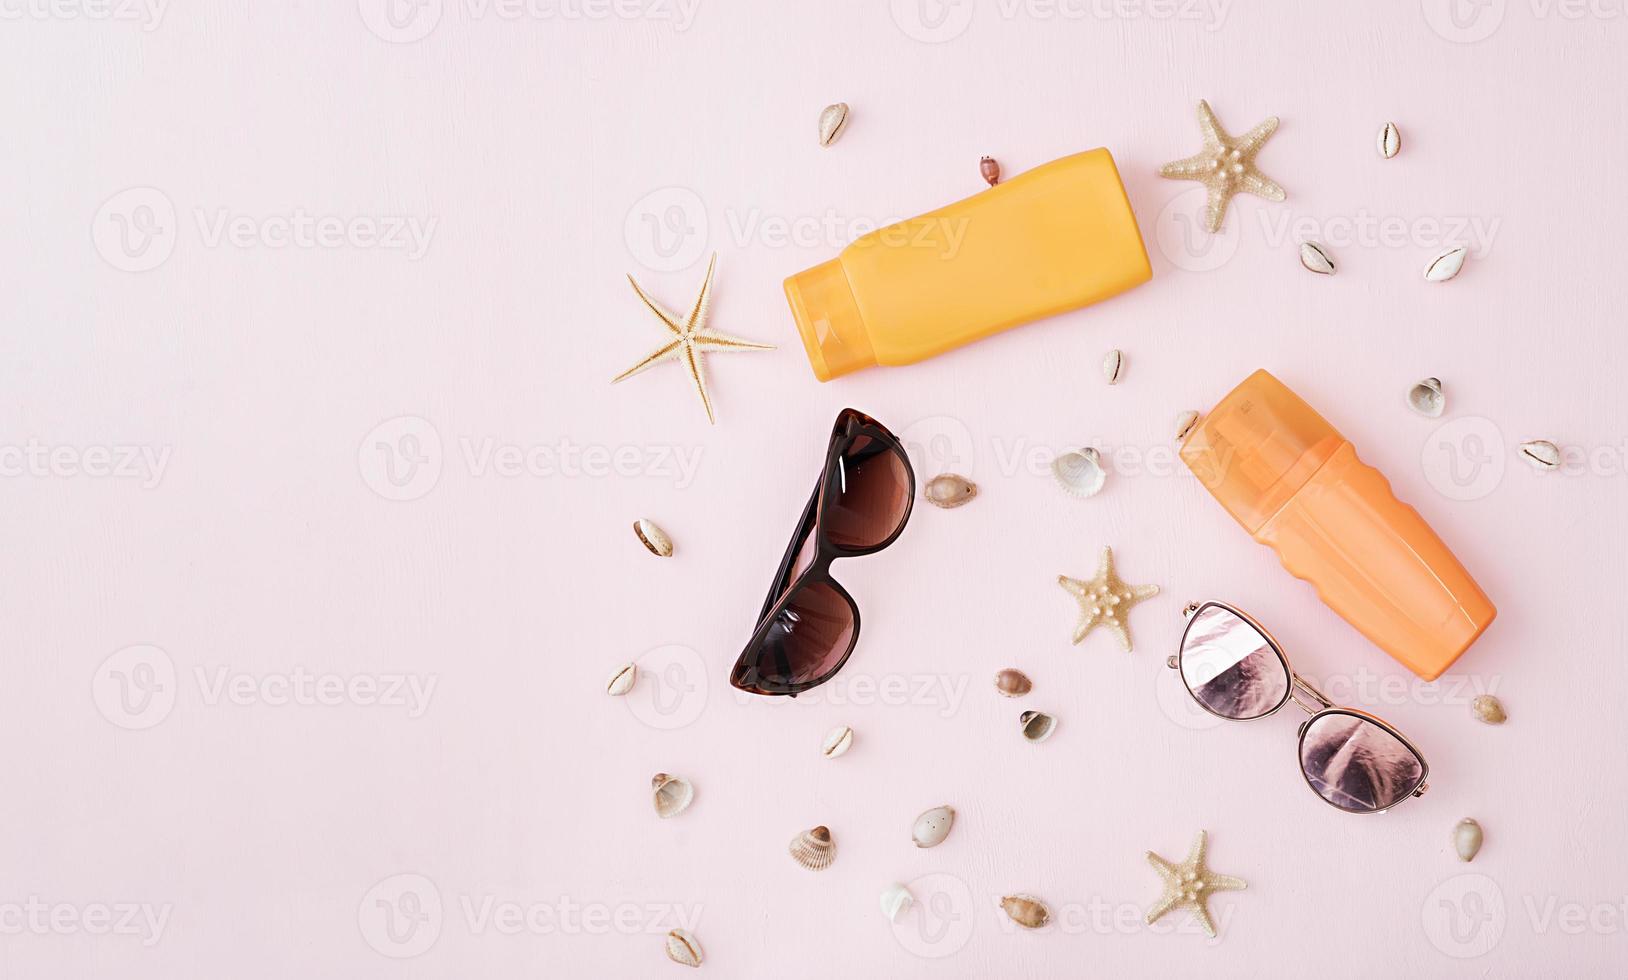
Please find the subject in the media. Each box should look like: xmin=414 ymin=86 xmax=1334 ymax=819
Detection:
xmin=821 ymin=725 xmax=853 ymax=759
xmin=994 ymin=668 xmax=1032 ymax=698
xmin=818 ymin=103 xmax=850 ymax=147
xmin=665 ymin=928 xmax=703 ymax=968
xmin=1052 ymin=448 xmax=1105 ymax=498
xmin=1378 ymin=122 xmax=1401 ymax=159
xmin=1453 ymin=818 xmax=1483 ymax=862
xmin=1102 ymin=349 xmax=1125 ymax=384
xmin=880 ymin=882 xmax=914 ymax=922
xmin=606 ymin=663 xmax=637 ymax=696
xmin=652 ymin=773 xmax=694 ymax=819
xmin=1019 ymin=710 xmax=1056 ymax=743
xmin=1175 ymin=411 xmax=1201 ymax=442
xmin=789 ymin=825 xmax=835 ymax=870
xmin=1408 ymin=378 xmax=1445 ymax=418
xmin=911 ymin=805 xmax=955 ymax=848
xmin=1518 ymin=440 xmax=1561 ymax=470
xmin=634 ymin=519 xmax=673 ymax=557
xmin=924 ymin=473 xmax=978 ymax=509
xmin=1424 ymin=246 xmax=1468 ymax=282
xmin=1299 ymin=241 xmax=1336 ymax=275
xmin=1471 ymin=694 xmax=1507 ymax=725
xmin=1000 ymin=894 xmax=1051 ymax=929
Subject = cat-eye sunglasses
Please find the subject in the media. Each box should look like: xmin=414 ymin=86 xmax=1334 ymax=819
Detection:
xmin=730 ymin=408 xmax=914 ymax=696
xmin=1169 ymin=600 xmax=1430 ymax=814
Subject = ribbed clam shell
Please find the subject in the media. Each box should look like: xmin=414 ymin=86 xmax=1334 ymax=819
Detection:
xmin=788 ymin=825 xmax=835 ymax=870
xmin=652 ymin=773 xmax=694 ymax=819
xmin=1051 ymin=448 xmax=1106 ymax=498
xmin=1407 ymin=378 xmax=1445 ymax=418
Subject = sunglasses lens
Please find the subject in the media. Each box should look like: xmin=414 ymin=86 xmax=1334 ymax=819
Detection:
xmin=734 ymin=580 xmax=856 ymax=692
xmin=822 ymin=433 xmax=911 ymax=550
xmin=1178 ymin=604 xmax=1291 ymax=720
xmin=1299 ymin=713 xmax=1426 ymax=813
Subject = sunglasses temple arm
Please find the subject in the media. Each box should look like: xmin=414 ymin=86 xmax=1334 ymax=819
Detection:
xmin=1288 ymin=671 xmax=1334 ymax=715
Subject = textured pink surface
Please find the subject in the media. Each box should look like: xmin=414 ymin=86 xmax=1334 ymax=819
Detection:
xmin=3 ymin=2 xmax=1626 ymax=977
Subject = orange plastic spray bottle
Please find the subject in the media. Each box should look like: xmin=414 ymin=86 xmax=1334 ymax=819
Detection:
xmin=1178 ymin=369 xmax=1496 ymax=680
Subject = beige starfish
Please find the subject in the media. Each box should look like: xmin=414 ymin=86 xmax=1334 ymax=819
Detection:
xmin=1057 ymin=547 xmax=1160 ymax=651
xmin=614 ymin=253 xmax=773 ymax=424
xmin=1159 ymin=99 xmax=1286 ymax=233
xmin=1144 ymin=830 xmax=1248 ymax=938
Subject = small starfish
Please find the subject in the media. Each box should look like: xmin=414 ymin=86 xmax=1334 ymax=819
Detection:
xmin=614 ymin=253 xmax=773 ymax=424
xmin=1159 ymin=99 xmax=1286 ymax=233
xmin=1057 ymin=547 xmax=1160 ymax=651
xmin=1144 ymin=830 xmax=1248 ymax=939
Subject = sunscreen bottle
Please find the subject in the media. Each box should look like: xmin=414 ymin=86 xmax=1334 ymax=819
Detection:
xmin=784 ymin=148 xmax=1151 ymax=381
xmin=1179 ymin=369 xmax=1496 ymax=680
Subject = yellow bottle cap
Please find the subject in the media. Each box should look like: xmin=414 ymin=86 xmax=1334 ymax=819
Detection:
xmin=783 ymin=259 xmax=876 ymax=382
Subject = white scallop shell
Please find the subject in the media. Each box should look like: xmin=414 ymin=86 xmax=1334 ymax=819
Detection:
xmin=606 ymin=663 xmax=637 ymax=696
xmin=1407 ymin=378 xmax=1445 ymax=418
xmin=911 ymin=805 xmax=955 ymax=848
xmin=652 ymin=773 xmax=694 ymax=819
xmin=1051 ymin=448 xmax=1105 ymax=498
xmin=1424 ymin=246 xmax=1468 ymax=282
xmin=666 ymin=928 xmax=703 ymax=968
xmin=880 ymin=882 xmax=914 ymax=922
xmin=1299 ymin=241 xmax=1336 ymax=275
xmin=820 ymin=725 xmax=853 ymax=759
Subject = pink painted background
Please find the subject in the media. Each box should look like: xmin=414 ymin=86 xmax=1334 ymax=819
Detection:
xmin=3 ymin=1 xmax=1625 ymax=976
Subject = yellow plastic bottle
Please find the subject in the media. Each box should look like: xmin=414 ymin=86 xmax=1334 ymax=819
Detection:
xmin=784 ymin=148 xmax=1152 ymax=381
